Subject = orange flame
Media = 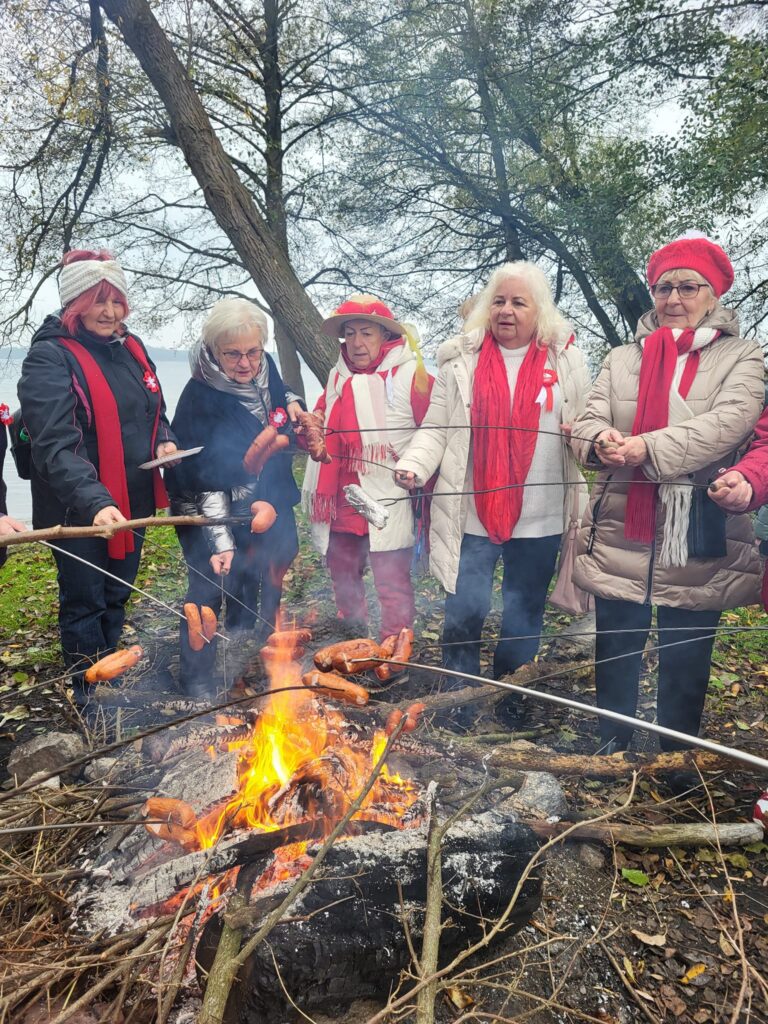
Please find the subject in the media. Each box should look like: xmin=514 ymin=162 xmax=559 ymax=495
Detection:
xmin=194 ymin=621 xmax=419 ymax=852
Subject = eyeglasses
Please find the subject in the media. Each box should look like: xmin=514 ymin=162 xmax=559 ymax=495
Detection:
xmin=651 ymin=282 xmax=711 ymax=299
xmin=219 ymin=348 xmax=263 ymax=364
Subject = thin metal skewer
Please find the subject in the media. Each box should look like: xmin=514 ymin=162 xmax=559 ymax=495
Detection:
xmin=351 ymin=650 xmax=768 ymax=774
xmin=40 ymin=541 xmax=227 ymax=644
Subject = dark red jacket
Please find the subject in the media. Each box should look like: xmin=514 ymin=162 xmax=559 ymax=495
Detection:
xmin=735 ymin=406 xmax=768 ymax=511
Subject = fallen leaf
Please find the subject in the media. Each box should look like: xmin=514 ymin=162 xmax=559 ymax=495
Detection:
xmin=444 ymin=986 xmax=474 ymax=1010
xmin=631 ymin=929 xmax=666 ymax=947
xmin=621 ymin=867 xmax=649 ymax=887
xmin=680 ymin=963 xmax=707 ymax=984
xmin=718 ymin=932 xmax=737 ymax=958
xmin=622 ymin=956 xmax=635 ymax=982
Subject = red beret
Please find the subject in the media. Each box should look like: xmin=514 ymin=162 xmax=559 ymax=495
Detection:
xmin=646 ymin=236 xmax=734 ymax=297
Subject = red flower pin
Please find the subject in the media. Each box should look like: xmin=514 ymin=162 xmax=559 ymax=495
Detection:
xmin=270 ymin=407 xmax=288 ymax=428
xmin=0 ymin=403 xmax=13 ymax=426
xmin=143 ymin=371 xmax=159 ymax=393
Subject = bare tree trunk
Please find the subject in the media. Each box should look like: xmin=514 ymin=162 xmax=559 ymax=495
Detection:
xmin=99 ymin=0 xmax=337 ymax=385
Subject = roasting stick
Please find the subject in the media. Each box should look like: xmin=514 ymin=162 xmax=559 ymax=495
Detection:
xmin=351 ymin=645 xmax=768 ymax=775
xmin=0 ymin=514 xmax=253 ymax=548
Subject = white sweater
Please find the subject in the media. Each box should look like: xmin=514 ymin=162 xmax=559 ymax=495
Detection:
xmin=464 ymin=344 xmax=564 ymax=540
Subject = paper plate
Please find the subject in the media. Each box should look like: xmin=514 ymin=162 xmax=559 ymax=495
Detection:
xmin=139 ymin=446 xmax=204 ymax=470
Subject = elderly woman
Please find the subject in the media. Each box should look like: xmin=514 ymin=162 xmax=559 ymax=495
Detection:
xmin=167 ymin=298 xmax=302 ymax=698
xmin=18 ymin=250 xmax=178 ymax=694
xmin=570 ymin=234 xmax=764 ymax=754
xmin=395 ymin=262 xmax=589 ymax=725
xmin=302 ymin=295 xmax=433 ymax=639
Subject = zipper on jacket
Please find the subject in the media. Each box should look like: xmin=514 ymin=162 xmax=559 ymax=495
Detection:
xmin=643 ymin=536 xmax=656 ymax=605
xmin=586 ymin=473 xmax=613 ymax=555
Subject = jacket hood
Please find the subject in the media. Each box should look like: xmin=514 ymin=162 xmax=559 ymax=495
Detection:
xmin=30 ymin=313 xmax=65 ymax=347
xmin=634 ymin=302 xmax=741 ymax=344
xmin=436 ymin=325 xmax=573 ymax=368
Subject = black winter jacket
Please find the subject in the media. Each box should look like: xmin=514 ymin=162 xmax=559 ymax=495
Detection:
xmin=167 ymin=354 xmax=300 ymax=512
xmin=18 ymin=316 xmax=176 ymax=528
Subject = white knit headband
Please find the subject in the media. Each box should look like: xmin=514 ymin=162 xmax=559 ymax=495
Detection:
xmin=58 ymin=259 xmax=129 ymax=308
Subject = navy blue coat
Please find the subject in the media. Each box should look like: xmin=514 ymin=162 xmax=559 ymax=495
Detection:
xmin=167 ymin=354 xmax=300 ymax=513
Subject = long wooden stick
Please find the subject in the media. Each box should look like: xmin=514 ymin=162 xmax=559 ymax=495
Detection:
xmin=526 ymin=820 xmax=763 ymax=847
xmin=0 ymin=514 xmax=252 ymax=547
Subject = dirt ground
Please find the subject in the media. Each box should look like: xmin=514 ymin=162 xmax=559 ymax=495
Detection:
xmin=1 ymin=534 xmax=767 ymax=1023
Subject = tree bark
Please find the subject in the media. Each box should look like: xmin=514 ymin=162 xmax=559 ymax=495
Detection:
xmin=98 ymin=0 xmax=337 ymax=385
xmin=527 ymin=820 xmax=764 ymax=848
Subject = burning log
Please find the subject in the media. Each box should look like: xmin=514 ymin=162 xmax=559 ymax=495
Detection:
xmin=195 ymin=811 xmax=542 ymax=1023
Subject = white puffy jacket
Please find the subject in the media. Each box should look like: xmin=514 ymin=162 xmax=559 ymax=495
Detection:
xmin=396 ymin=328 xmax=590 ymax=593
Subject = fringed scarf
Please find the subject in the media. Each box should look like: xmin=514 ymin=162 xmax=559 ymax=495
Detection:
xmin=471 ymin=332 xmax=557 ymax=544
xmin=624 ymin=325 xmax=719 ymax=566
xmin=306 ymin=340 xmax=417 ymax=523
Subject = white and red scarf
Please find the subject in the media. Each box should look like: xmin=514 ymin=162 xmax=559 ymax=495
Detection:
xmin=624 ymin=325 xmax=719 ymax=565
xmin=305 ymin=341 xmax=430 ymax=523
xmin=471 ymin=332 xmax=558 ymax=544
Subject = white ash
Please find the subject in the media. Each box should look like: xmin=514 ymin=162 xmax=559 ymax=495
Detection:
xmin=157 ymin=749 xmax=241 ymax=815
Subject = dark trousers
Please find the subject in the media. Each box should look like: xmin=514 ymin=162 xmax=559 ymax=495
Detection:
xmin=176 ymin=516 xmax=298 ymax=692
xmin=594 ymin=597 xmax=721 ymax=751
xmin=326 ymin=531 xmax=415 ymax=639
xmin=51 ymin=531 xmax=145 ymax=674
xmin=442 ymin=533 xmax=561 ymax=683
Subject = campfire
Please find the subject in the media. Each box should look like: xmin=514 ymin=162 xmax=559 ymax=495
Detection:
xmin=142 ymin=622 xmax=423 ymax=883
xmin=75 ymin=621 xmax=542 ymax=1021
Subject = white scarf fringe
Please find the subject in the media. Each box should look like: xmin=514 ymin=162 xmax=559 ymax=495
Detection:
xmin=658 ymin=482 xmax=693 ymax=568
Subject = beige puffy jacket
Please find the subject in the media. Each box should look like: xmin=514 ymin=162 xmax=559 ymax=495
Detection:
xmin=396 ymin=328 xmax=590 ymax=593
xmin=570 ymin=306 xmax=765 ymax=610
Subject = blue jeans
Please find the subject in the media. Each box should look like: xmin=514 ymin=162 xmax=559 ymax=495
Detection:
xmin=442 ymin=533 xmax=561 ymax=683
xmin=50 ymin=531 xmax=145 ymax=673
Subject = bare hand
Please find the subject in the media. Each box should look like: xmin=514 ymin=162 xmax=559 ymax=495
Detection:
xmin=615 ymin=435 xmax=648 ymax=467
xmin=209 ymin=550 xmax=235 ymax=576
xmin=394 ymin=470 xmax=417 ymax=490
xmin=595 ymin=428 xmax=626 ymax=466
xmin=560 ymin=422 xmax=572 ymax=438
xmin=287 ymin=401 xmax=304 ymax=425
xmin=708 ymin=470 xmax=753 ymax=513
xmin=0 ymin=514 xmax=27 ymax=537
xmin=93 ymin=506 xmax=126 ymax=527
xmin=155 ymin=441 xmax=181 ymax=467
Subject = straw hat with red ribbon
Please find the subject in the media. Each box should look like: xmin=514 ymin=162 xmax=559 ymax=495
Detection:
xmin=320 ymin=294 xmax=406 ymax=339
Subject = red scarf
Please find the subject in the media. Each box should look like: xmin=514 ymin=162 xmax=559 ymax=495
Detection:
xmin=624 ymin=326 xmax=704 ymax=544
xmin=59 ymin=336 xmax=169 ymax=559
xmin=471 ymin=333 xmax=553 ymax=544
xmin=311 ymin=341 xmax=434 ymax=528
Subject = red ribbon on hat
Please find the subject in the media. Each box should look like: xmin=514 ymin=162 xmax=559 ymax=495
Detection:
xmin=334 ymin=297 xmax=395 ymax=320
xmin=0 ymin=403 xmax=13 ymax=426
xmin=541 ymin=369 xmax=558 ymax=411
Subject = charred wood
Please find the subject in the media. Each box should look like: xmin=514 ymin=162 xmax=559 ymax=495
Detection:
xmin=196 ymin=812 xmax=542 ymax=1024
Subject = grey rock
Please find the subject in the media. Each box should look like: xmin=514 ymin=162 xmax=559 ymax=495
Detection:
xmin=578 ymin=843 xmax=606 ymax=870
xmin=83 ymin=757 xmax=120 ymax=782
xmin=7 ymin=732 xmax=86 ymax=784
xmin=498 ymin=771 xmax=568 ymax=820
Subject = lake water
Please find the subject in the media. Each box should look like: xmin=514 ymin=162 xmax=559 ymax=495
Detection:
xmin=1 ymin=353 xmax=324 ymax=522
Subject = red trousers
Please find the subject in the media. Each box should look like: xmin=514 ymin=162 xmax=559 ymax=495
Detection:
xmin=326 ymin=531 xmax=415 ymax=639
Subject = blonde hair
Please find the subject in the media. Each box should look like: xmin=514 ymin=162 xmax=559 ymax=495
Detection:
xmin=464 ymin=261 xmax=572 ymax=346
xmin=202 ymin=298 xmax=269 ymax=353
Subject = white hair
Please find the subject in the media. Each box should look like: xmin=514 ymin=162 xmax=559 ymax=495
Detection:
xmin=464 ymin=261 xmax=572 ymax=347
xmin=202 ymin=298 xmax=269 ymax=352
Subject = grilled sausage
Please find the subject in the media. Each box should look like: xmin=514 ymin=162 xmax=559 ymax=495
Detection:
xmin=250 ymin=500 xmax=277 ymax=533
xmin=374 ymin=634 xmax=399 ymax=681
xmin=200 ymin=606 xmax=218 ymax=642
xmin=184 ymin=603 xmax=205 ymax=652
xmin=84 ymin=645 xmax=143 ymax=684
xmin=302 ymin=670 xmax=370 ymax=706
xmin=266 ymin=628 xmax=312 ymax=648
xmin=385 ymin=709 xmax=404 ymax=735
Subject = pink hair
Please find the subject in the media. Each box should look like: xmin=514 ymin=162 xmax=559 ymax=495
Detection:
xmin=60 ymin=249 xmax=130 ymax=335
